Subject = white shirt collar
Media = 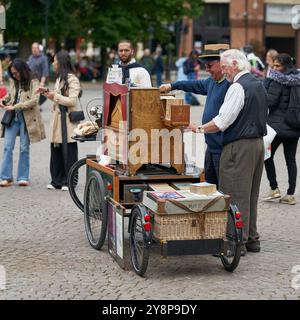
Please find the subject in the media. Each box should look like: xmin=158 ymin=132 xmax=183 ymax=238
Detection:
xmin=233 ymin=70 xmax=250 ymax=83
xmin=119 ymin=58 xmax=136 ymax=67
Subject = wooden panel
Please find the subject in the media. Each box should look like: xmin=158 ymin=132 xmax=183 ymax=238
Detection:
xmin=86 ymin=159 xmax=116 ymax=177
xmin=130 ymin=88 xmax=163 ymax=133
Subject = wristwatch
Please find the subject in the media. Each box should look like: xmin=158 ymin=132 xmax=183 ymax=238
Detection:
xmin=197 ymin=126 xmax=204 ymax=133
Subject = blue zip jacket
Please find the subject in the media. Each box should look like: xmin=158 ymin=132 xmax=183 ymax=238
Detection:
xmin=171 ymin=77 xmax=230 ymax=153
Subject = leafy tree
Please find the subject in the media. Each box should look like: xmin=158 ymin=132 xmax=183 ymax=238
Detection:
xmin=2 ymin=0 xmax=88 ymax=57
xmin=2 ymin=0 xmax=203 ymax=74
xmin=85 ymin=0 xmax=203 ymax=47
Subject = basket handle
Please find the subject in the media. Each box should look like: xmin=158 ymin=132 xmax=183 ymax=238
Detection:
xmin=167 ymin=196 xmax=223 ymax=213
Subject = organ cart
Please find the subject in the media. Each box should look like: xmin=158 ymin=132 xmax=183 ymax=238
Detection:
xmin=75 ymin=83 xmax=243 ymax=276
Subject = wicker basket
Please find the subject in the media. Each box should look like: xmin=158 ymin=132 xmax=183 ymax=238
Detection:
xmin=153 ymin=211 xmax=228 ymax=241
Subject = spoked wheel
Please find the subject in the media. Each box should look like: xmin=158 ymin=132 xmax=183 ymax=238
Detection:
xmin=129 ymin=205 xmax=150 ymax=276
xmin=68 ymin=158 xmax=87 ymax=212
xmin=84 ymin=170 xmax=108 ymax=250
xmin=220 ymin=205 xmax=242 ymax=272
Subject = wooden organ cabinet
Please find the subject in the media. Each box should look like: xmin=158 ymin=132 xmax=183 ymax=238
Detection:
xmin=102 ymin=83 xmax=190 ymax=176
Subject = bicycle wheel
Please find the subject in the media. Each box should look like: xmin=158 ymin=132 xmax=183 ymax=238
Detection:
xmin=220 ymin=206 xmax=242 ymax=272
xmin=68 ymin=158 xmax=87 ymax=212
xmin=129 ymin=205 xmax=150 ymax=276
xmin=84 ymin=170 xmax=108 ymax=250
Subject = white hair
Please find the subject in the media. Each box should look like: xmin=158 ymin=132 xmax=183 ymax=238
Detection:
xmin=220 ymin=49 xmax=251 ymax=71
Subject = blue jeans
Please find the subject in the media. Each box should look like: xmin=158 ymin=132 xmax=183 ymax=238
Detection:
xmin=0 ymin=112 xmax=30 ymax=181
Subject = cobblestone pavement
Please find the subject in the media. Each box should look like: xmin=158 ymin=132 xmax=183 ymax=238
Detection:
xmin=0 ymin=85 xmax=300 ymax=300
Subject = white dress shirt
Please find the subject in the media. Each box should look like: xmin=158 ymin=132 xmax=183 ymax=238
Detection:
xmin=213 ymin=70 xmax=249 ymax=132
xmin=122 ymin=58 xmax=152 ymax=88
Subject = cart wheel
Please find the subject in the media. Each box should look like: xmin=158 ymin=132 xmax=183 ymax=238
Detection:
xmin=220 ymin=206 xmax=242 ymax=272
xmin=129 ymin=205 xmax=150 ymax=276
xmin=68 ymin=158 xmax=87 ymax=212
xmin=84 ymin=170 xmax=108 ymax=250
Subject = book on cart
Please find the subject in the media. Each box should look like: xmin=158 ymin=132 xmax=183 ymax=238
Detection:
xmin=148 ymin=183 xmax=177 ymax=192
xmin=189 ymin=182 xmax=217 ymax=195
xmin=170 ymin=181 xmax=194 ymax=191
xmin=142 ymin=190 xmax=230 ymax=215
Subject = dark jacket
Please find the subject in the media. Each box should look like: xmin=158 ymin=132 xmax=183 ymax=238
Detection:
xmin=223 ymin=73 xmax=267 ymax=145
xmin=171 ymin=77 xmax=230 ymax=153
xmin=264 ymin=68 xmax=300 ymax=138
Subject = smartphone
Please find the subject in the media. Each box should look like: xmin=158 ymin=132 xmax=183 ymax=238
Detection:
xmin=38 ymin=87 xmax=49 ymax=94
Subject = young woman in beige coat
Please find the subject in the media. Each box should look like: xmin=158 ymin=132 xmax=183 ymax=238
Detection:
xmin=38 ymin=51 xmax=81 ymax=191
xmin=0 ymin=59 xmax=45 ymax=187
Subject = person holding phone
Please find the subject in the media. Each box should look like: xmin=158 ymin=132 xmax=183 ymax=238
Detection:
xmin=0 ymin=59 xmax=45 ymax=187
xmin=37 ymin=50 xmax=81 ymax=191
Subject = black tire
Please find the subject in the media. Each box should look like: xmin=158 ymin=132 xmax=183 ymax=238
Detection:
xmin=84 ymin=170 xmax=108 ymax=250
xmin=68 ymin=158 xmax=87 ymax=212
xmin=129 ymin=205 xmax=150 ymax=276
xmin=220 ymin=209 xmax=242 ymax=272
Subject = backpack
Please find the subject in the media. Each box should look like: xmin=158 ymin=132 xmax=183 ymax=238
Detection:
xmin=284 ymin=86 xmax=300 ymax=129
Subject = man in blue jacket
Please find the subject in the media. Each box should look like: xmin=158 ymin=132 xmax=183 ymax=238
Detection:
xmin=160 ymin=44 xmax=230 ymax=187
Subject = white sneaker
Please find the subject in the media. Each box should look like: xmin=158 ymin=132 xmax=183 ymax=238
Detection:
xmin=47 ymin=184 xmax=56 ymax=190
xmin=263 ymin=188 xmax=281 ymax=201
xmin=61 ymin=186 xmax=69 ymax=191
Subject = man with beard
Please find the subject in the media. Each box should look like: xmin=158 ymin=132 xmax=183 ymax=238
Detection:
xmin=114 ymin=40 xmax=152 ymax=87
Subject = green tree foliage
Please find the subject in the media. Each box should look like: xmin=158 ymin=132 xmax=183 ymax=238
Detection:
xmin=85 ymin=0 xmax=203 ymax=47
xmin=3 ymin=0 xmax=203 ymax=49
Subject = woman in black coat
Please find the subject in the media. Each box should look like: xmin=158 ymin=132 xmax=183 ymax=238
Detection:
xmin=263 ymin=54 xmax=300 ymax=204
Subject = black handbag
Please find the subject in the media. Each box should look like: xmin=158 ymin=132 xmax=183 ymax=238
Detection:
xmin=68 ymin=110 xmax=85 ymax=123
xmin=1 ymin=110 xmax=15 ymax=127
xmin=60 ymin=87 xmax=85 ymax=123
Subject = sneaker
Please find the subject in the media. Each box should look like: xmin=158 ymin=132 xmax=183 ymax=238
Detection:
xmin=280 ymin=194 xmax=296 ymax=205
xmin=263 ymin=188 xmax=281 ymax=201
xmin=47 ymin=184 xmax=56 ymax=190
xmin=0 ymin=180 xmax=13 ymax=187
xmin=17 ymin=180 xmax=30 ymax=187
xmin=61 ymin=186 xmax=69 ymax=191
xmin=246 ymin=240 xmax=261 ymax=252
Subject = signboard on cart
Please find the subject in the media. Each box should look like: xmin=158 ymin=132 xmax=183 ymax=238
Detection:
xmin=107 ymin=197 xmax=125 ymax=269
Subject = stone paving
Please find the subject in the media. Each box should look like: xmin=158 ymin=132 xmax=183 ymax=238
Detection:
xmin=0 ymin=85 xmax=300 ymax=300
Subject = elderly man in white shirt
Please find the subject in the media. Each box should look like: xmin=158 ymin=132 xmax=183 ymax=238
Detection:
xmin=198 ymin=49 xmax=268 ymax=256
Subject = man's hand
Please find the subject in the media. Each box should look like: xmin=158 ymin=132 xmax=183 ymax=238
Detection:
xmin=159 ymin=83 xmax=172 ymax=93
xmin=185 ymin=123 xmax=199 ymax=133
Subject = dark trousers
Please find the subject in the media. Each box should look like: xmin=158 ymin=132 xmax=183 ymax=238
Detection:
xmin=219 ymin=138 xmax=264 ymax=243
xmin=264 ymin=136 xmax=299 ymax=195
xmin=50 ymin=142 xmax=78 ymax=188
xmin=204 ymin=149 xmax=221 ymax=188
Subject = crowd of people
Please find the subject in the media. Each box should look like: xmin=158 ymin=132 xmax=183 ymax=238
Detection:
xmin=0 ymin=38 xmax=299 ymax=257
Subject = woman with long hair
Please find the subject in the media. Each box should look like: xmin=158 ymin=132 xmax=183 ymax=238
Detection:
xmin=263 ymin=53 xmax=300 ymax=204
xmin=0 ymin=58 xmax=45 ymax=187
xmin=38 ymin=51 xmax=81 ymax=191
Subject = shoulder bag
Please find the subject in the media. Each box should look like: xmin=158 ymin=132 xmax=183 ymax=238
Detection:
xmin=59 ymin=87 xmax=85 ymax=123
xmin=1 ymin=84 xmax=20 ymax=127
